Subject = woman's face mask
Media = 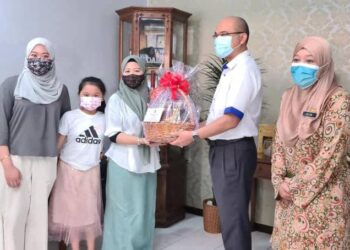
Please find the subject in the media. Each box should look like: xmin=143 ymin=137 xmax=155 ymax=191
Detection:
xmin=27 ymin=58 xmax=53 ymax=76
xmin=122 ymin=74 xmax=145 ymax=89
xmin=27 ymin=44 xmax=53 ymax=76
xmin=290 ymin=62 xmax=319 ymax=89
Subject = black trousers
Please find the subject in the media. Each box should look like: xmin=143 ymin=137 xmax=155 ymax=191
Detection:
xmin=209 ymin=137 xmax=257 ymax=250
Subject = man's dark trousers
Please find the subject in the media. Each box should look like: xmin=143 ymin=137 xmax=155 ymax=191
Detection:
xmin=209 ymin=137 xmax=257 ymax=250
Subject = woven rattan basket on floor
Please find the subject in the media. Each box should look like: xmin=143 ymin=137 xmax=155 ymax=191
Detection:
xmin=203 ymin=198 xmax=221 ymax=234
xmin=144 ymin=90 xmax=196 ymax=143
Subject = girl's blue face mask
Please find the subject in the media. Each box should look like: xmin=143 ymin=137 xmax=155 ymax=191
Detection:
xmin=290 ymin=62 xmax=320 ymax=89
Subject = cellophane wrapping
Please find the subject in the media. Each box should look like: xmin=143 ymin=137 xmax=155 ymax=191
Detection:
xmin=143 ymin=61 xmax=199 ymax=143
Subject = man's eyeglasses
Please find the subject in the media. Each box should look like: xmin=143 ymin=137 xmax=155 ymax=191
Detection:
xmin=212 ymin=32 xmax=243 ymax=38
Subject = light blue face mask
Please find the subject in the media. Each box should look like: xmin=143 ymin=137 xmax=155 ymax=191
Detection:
xmin=290 ymin=62 xmax=320 ymax=89
xmin=214 ymin=36 xmax=234 ymax=58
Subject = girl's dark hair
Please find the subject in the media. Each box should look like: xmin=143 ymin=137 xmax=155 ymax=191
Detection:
xmin=78 ymin=76 xmax=106 ymax=113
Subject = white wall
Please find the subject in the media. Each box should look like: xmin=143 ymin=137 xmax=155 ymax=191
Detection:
xmin=0 ymin=0 xmax=146 ymax=107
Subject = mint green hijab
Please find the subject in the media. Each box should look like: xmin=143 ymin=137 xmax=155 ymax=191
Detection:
xmin=118 ymin=55 xmax=150 ymax=165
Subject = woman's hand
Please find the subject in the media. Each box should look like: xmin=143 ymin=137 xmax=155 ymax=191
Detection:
xmin=139 ymin=138 xmax=165 ymax=147
xmin=2 ymin=159 xmax=21 ymax=188
xmin=278 ymin=181 xmax=292 ymax=200
xmin=138 ymin=137 xmax=150 ymax=146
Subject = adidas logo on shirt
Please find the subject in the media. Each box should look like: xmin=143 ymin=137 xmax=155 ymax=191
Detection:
xmin=76 ymin=126 xmax=101 ymax=144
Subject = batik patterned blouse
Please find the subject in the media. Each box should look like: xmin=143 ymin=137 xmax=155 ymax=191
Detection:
xmin=271 ymin=88 xmax=350 ymax=249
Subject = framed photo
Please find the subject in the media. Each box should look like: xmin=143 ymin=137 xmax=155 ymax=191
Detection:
xmin=262 ymin=136 xmax=273 ymax=157
xmin=257 ymin=124 xmax=276 ymax=158
xmin=156 ymin=35 xmax=165 ymax=48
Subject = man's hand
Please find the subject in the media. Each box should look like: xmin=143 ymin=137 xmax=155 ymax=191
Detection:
xmin=170 ymin=130 xmax=193 ymax=148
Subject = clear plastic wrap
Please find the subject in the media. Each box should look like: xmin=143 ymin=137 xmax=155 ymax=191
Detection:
xmin=143 ymin=61 xmax=199 ymax=143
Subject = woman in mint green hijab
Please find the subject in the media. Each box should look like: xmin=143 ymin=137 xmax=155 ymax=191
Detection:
xmin=102 ymin=55 xmax=161 ymax=250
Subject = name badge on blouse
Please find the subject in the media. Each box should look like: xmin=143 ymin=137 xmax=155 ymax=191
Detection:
xmin=303 ymin=111 xmax=317 ymax=118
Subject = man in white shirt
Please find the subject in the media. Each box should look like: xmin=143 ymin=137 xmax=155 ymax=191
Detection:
xmin=171 ymin=16 xmax=262 ymax=250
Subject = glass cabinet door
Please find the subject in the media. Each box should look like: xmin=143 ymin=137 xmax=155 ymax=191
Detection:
xmin=121 ymin=20 xmax=132 ymax=60
xmin=172 ymin=20 xmax=184 ymax=62
xmin=139 ymin=18 xmax=165 ymax=67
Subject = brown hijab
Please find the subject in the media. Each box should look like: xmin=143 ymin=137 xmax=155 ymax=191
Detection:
xmin=276 ymin=36 xmax=340 ymax=146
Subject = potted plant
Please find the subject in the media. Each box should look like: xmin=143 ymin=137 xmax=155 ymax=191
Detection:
xmin=199 ymin=55 xmax=226 ymax=121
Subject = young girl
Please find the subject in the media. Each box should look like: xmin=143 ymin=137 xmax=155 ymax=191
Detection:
xmin=48 ymin=77 xmax=106 ymax=250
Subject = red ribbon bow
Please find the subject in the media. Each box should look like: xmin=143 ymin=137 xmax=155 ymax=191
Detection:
xmin=159 ymin=72 xmax=190 ymax=100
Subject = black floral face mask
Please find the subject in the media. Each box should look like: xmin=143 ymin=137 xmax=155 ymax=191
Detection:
xmin=122 ymin=74 xmax=145 ymax=89
xmin=27 ymin=58 xmax=53 ymax=76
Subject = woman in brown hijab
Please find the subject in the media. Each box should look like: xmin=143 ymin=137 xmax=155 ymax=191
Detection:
xmin=271 ymin=36 xmax=350 ymax=249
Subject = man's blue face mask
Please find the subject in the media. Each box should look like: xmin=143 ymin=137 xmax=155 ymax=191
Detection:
xmin=214 ymin=35 xmax=234 ymax=59
xmin=290 ymin=62 xmax=320 ymax=89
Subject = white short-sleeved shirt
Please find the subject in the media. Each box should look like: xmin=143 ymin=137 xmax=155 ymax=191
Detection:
xmin=104 ymin=93 xmax=161 ymax=174
xmin=207 ymin=50 xmax=262 ymax=140
xmin=59 ymin=109 xmax=105 ymax=171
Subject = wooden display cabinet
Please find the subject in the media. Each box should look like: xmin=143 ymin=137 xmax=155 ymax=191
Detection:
xmin=116 ymin=6 xmax=191 ymax=86
xmin=116 ymin=6 xmax=192 ymax=228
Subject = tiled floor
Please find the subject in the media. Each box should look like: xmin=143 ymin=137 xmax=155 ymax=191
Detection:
xmin=49 ymin=213 xmax=271 ymax=250
xmin=153 ymin=213 xmax=271 ymax=250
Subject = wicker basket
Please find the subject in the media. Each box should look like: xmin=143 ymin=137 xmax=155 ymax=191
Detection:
xmin=144 ymin=89 xmax=196 ymax=143
xmin=143 ymin=121 xmax=195 ymax=143
xmin=203 ymin=198 xmax=221 ymax=234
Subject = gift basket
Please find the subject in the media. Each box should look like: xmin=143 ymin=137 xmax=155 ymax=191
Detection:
xmin=143 ymin=62 xmax=199 ymax=143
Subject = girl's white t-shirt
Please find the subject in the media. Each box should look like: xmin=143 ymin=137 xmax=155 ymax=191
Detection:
xmin=59 ymin=109 xmax=105 ymax=171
